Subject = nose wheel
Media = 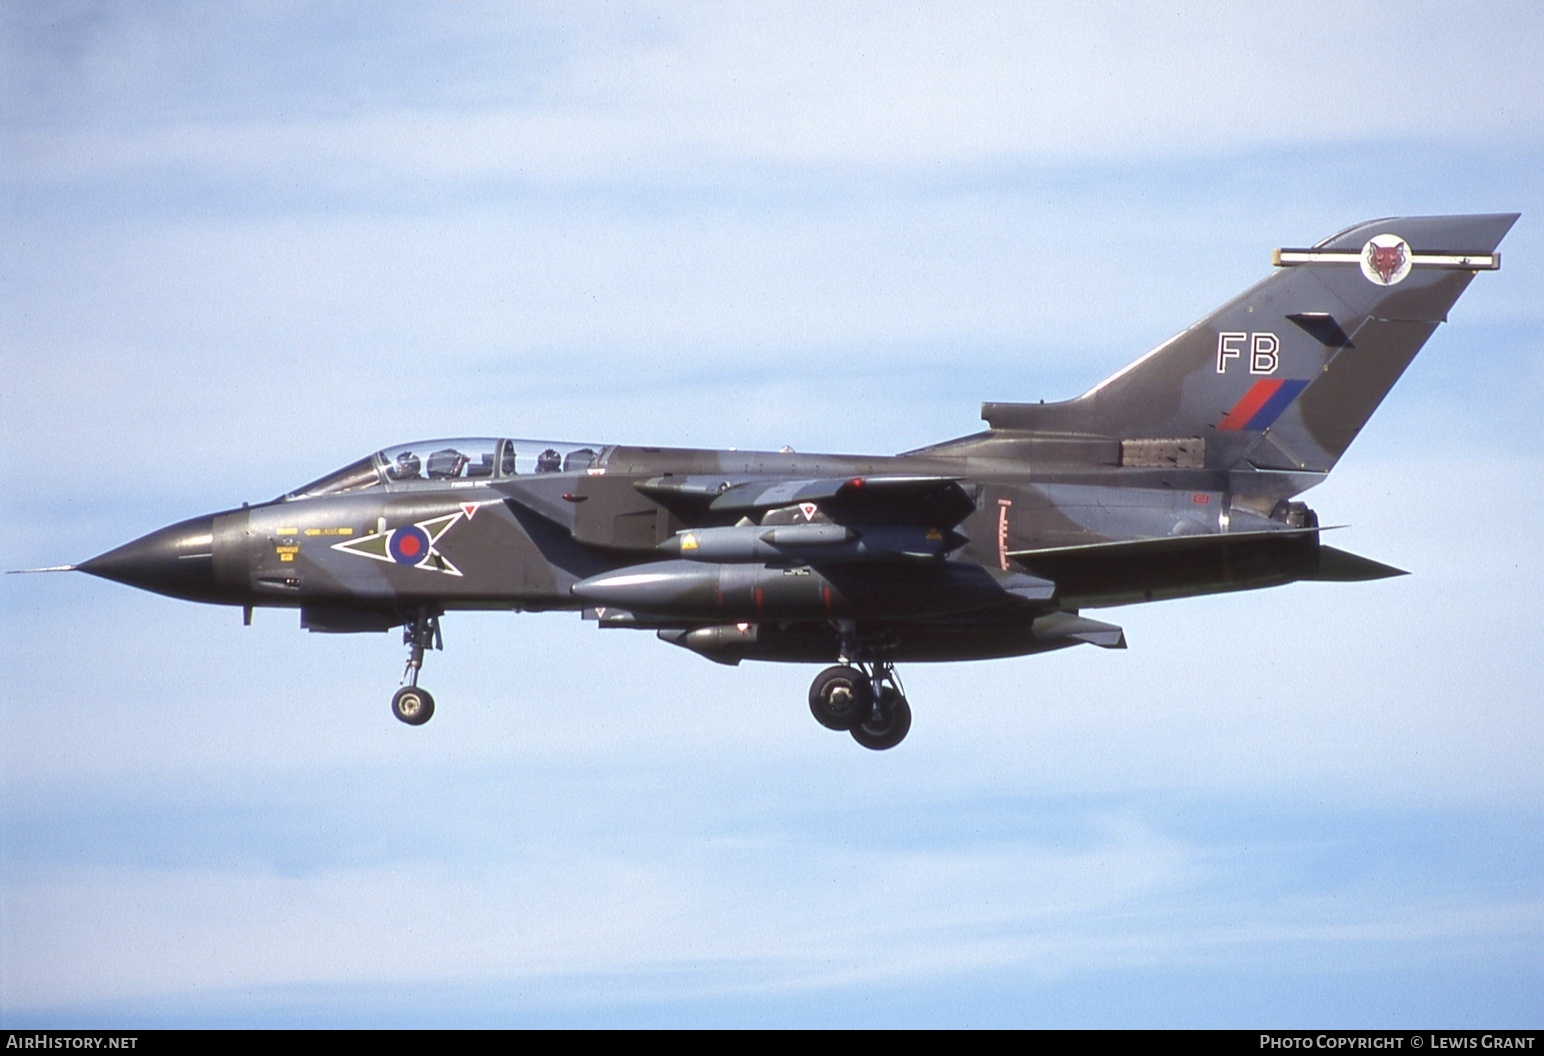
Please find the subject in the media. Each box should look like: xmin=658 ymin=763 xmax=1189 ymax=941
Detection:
xmin=393 ymin=609 xmax=441 ymax=726
xmin=807 ymin=656 xmax=911 ymax=750
xmin=392 ymin=685 xmax=435 ymax=725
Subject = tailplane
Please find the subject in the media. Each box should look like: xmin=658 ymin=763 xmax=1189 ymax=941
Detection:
xmin=983 ymin=214 xmax=1518 ymax=476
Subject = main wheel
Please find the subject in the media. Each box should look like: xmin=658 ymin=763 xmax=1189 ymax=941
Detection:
xmin=392 ymin=686 xmax=435 ymax=726
xmin=808 ymin=665 xmax=871 ymax=731
xmin=851 ymin=690 xmax=911 ymax=750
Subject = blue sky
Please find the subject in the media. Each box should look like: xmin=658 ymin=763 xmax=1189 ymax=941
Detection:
xmin=3 ymin=2 xmax=1542 ymax=1027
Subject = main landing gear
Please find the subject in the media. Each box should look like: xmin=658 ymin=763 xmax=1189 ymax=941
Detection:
xmin=391 ymin=609 xmax=441 ymax=726
xmin=808 ymin=660 xmax=912 ymax=751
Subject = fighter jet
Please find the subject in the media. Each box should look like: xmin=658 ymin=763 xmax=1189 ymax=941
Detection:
xmin=49 ymin=213 xmax=1517 ymax=749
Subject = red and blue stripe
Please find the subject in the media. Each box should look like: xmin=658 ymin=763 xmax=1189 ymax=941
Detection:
xmin=1218 ymin=379 xmax=1310 ymax=431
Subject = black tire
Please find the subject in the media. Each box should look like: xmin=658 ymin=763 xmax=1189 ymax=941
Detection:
xmin=808 ymin=665 xmax=871 ymax=731
xmin=851 ymin=690 xmax=911 ymax=750
xmin=392 ymin=686 xmax=435 ymax=726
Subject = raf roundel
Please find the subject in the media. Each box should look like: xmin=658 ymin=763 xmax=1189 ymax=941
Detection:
xmin=1361 ymin=233 xmax=1413 ymax=286
xmin=388 ymin=525 xmax=431 ymax=565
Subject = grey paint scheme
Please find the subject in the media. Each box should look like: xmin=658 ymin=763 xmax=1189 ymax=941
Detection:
xmin=72 ymin=214 xmax=1517 ymax=713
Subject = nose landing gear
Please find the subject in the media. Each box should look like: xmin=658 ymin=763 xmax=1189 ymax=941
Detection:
xmin=392 ymin=609 xmax=441 ymax=726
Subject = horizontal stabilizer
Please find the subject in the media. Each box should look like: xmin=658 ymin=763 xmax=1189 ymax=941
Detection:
xmin=1008 ymin=526 xmax=1323 ymax=563
xmin=1010 ymin=527 xmax=1329 ymax=607
xmin=1311 ymin=546 xmax=1407 ymax=582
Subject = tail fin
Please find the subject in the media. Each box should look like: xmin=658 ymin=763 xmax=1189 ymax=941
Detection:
xmin=983 ymin=214 xmax=1518 ymax=476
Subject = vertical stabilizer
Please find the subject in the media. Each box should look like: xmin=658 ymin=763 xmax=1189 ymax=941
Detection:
xmin=983 ymin=214 xmax=1518 ymax=475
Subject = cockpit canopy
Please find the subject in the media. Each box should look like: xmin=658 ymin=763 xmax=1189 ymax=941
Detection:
xmin=286 ymin=437 xmax=604 ymax=500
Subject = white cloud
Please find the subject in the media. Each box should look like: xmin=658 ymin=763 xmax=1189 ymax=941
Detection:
xmin=8 ymin=811 xmax=1540 ymax=1015
xmin=9 ymin=3 xmax=1543 ymax=187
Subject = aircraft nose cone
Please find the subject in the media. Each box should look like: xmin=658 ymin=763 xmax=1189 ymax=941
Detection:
xmin=80 ymin=514 xmax=221 ymax=602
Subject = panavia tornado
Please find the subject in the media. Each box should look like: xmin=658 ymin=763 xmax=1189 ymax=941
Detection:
xmin=51 ymin=213 xmax=1517 ymax=749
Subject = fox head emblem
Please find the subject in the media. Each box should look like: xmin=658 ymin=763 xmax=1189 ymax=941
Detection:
xmin=1366 ymin=240 xmax=1406 ymax=284
xmin=1359 ymin=235 xmax=1413 ymax=285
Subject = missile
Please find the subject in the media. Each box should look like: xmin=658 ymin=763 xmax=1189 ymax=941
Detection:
xmin=655 ymin=622 xmax=761 ymax=665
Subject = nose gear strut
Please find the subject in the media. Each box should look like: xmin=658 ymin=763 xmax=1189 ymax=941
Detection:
xmin=391 ymin=608 xmax=442 ymax=726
